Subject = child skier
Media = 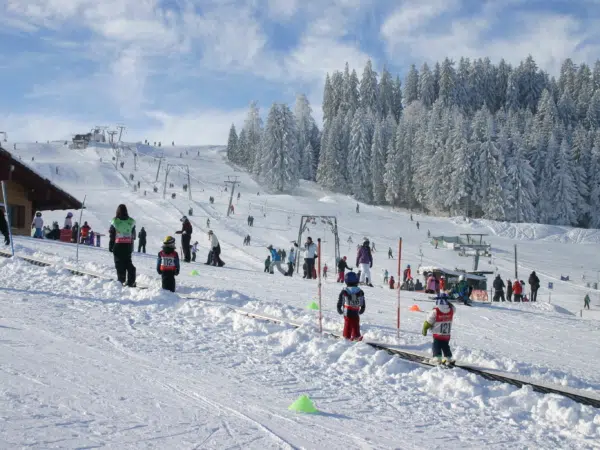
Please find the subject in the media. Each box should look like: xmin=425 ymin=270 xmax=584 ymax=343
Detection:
xmin=323 ymin=264 xmax=328 ymax=279
xmin=156 ymin=236 xmax=180 ymax=292
xmin=422 ymin=293 xmax=456 ymax=366
xmin=584 ymin=294 xmax=591 ymax=310
xmin=336 ymin=272 xmax=366 ymax=341
xmin=383 ymin=269 xmax=389 ymax=284
xmin=264 ymin=256 xmax=271 ymax=273
xmin=191 ymin=241 xmax=198 ymax=262
xmin=389 ymin=276 xmax=395 ymax=289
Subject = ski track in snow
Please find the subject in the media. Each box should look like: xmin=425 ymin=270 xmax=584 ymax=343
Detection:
xmin=0 ymin=142 xmax=599 ymax=448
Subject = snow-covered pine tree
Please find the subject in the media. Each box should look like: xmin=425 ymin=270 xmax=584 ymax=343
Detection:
xmin=349 ymin=107 xmax=372 ymax=202
xmin=301 ymin=142 xmax=314 ymax=182
xmin=445 ymin=110 xmax=473 ymax=215
xmin=360 ymin=60 xmax=379 ymax=114
xmin=391 ymin=76 xmax=403 ymax=122
xmin=226 ymin=124 xmax=238 ymax=162
xmin=316 ymin=113 xmax=346 ymax=191
xmin=552 ymin=138 xmax=578 ymax=225
xmin=243 ymin=101 xmax=263 ymax=171
xmin=588 ymin=135 xmax=600 ymax=227
xmin=438 ymin=58 xmax=457 ymax=107
xmin=586 ymin=90 xmax=600 ymax=129
xmin=295 ymin=94 xmax=317 ymax=180
xmin=570 ymin=125 xmax=590 ymax=225
xmin=519 ymin=56 xmax=544 ymax=113
xmin=384 ymin=119 xmax=403 ymax=205
xmin=537 ymin=132 xmax=559 ymax=223
xmin=259 ymin=103 xmax=300 ymax=192
xmin=404 ymin=64 xmax=419 ymax=105
xmin=309 ymin=123 xmax=321 ymax=179
xmin=322 ymin=74 xmax=334 ymax=124
xmin=236 ymin=128 xmax=248 ymax=165
xmin=418 ymin=63 xmax=436 ymax=108
xmin=379 ymin=67 xmax=393 ymax=118
xmin=371 ymin=119 xmax=386 ymax=203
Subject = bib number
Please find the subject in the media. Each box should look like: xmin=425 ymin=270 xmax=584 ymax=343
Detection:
xmin=162 ymin=257 xmax=175 ymax=267
xmin=440 ymin=322 xmax=452 ymax=334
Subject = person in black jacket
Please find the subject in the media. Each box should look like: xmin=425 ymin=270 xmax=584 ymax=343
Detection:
xmin=337 ymin=271 xmax=365 ymax=341
xmin=492 ymin=275 xmax=505 ymax=302
xmin=0 ymin=207 xmax=9 ymax=245
xmin=506 ymin=279 xmax=513 ymax=302
xmin=529 ymin=271 xmax=540 ymax=302
xmin=108 ymin=204 xmax=136 ymax=287
xmin=175 ymin=216 xmax=193 ymax=262
xmin=137 ymin=227 xmax=147 ymax=253
xmin=336 ymin=256 xmax=353 ymax=283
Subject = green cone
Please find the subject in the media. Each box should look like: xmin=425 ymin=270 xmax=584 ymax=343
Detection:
xmin=190 ymin=269 xmax=199 ymax=276
xmin=288 ymin=395 xmax=318 ymax=413
xmin=307 ymin=301 xmax=319 ymax=310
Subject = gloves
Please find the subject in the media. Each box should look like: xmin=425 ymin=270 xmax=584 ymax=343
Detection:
xmin=422 ymin=321 xmax=432 ymax=336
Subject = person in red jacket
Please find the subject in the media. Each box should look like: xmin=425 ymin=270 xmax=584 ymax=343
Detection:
xmin=439 ymin=275 xmax=446 ymax=292
xmin=512 ymin=279 xmax=523 ymax=302
xmin=337 ymin=272 xmax=366 ymax=341
xmin=389 ymin=276 xmax=395 ymax=289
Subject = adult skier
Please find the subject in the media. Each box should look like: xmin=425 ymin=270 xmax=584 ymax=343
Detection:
xmin=80 ymin=221 xmax=91 ymax=244
xmin=0 ymin=207 xmax=9 ymax=245
xmin=207 ymin=230 xmax=224 ymax=266
xmin=267 ymin=245 xmax=286 ymax=274
xmin=422 ymin=293 xmax=456 ymax=366
xmin=450 ymin=275 xmax=471 ymax=306
xmin=175 ymin=216 xmax=193 ymax=263
xmin=493 ymin=274 xmax=506 ymax=302
xmin=337 ymin=256 xmax=352 ymax=282
xmin=31 ymin=212 xmax=44 ymax=238
xmin=303 ymin=237 xmax=317 ymax=279
xmin=137 ymin=227 xmax=147 ymax=253
xmin=388 ymin=247 xmax=393 ymax=259
xmin=156 ymin=236 xmax=180 ymax=292
xmin=356 ymin=238 xmax=373 ymax=287
xmin=108 ymin=204 xmax=136 ymax=287
xmin=584 ymin=294 xmax=591 ymax=310
xmin=528 ymin=271 xmax=540 ymax=302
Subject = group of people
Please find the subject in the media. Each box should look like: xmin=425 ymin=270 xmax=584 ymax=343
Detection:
xmin=492 ymin=272 xmax=540 ymax=302
xmin=246 ymin=216 xmax=255 ymax=226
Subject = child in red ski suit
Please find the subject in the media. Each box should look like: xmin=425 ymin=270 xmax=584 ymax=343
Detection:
xmin=337 ymin=271 xmax=366 ymax=340
xmin=422 ymin=293 xmax=455 ymax=365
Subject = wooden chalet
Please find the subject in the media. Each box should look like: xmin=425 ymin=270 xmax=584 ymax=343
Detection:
xmin=0 ymin=146 xmax=83 ymax=236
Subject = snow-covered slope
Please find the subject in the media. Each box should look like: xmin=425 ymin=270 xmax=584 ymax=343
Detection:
xmin=1 ymin=141 xmax=599 ymax=448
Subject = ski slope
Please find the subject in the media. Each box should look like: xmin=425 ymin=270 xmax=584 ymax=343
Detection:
xmin=1 ymin=141 xmax=599 ymax=448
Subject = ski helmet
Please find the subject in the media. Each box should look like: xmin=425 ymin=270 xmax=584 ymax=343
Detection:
xmin=458 ymin=275 xmax=465 ymax=281
xmin=180 ymin=215 xmax=187 ymax=222
xmin=163 ymin=236 xmax=176 ymax=248
xmin=66 ymin=212 xmax=73 ymax=218
xmin=344 ymin=271 xmax=359 ymax=285
xmin=343 ymin=256 xmax=347 ymax=260
xmin=35 ymin=211 xmax=42 ymax=217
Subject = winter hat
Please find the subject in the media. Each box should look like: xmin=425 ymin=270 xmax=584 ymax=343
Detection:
xmin=163 ymin=236 xmax=176 ymax=248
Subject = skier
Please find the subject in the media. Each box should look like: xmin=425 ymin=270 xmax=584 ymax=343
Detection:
xmin=303 ymin=237 xmax=317 ymax=280
xmin=64 ymin=212 xmax=73 ymax=229
xmin=506 ymin=279 xmax=513 ymax=302
xmin=264 ymin=255 xmax=271 ymax=273
xmin=108 ymin=204 xmax=136 ymax=287
xmin=528 ymin=271 xmax=540 ymax=302
xmin=336 ymin=272 xmax=366 ymax=341
xmin=356 ymin=238 xmax=373 ymax=287
xmin=337 ymin=256 xmax=352 ymax=283
xmin=71 ymin=222 xmax=79 ymax=243
xmin=286 ymin=244 xmax=297 ymax=276
xmin=207 ymin=218 xmax=210 ymax=228
xmin=389 ymin=276 xmax=395 ymax=289
xmin=31 ymin=212 xmax=44 ymax=238
xmin=175 ymin=216 xmax=193 ymax=263
xmin=512 ymin=279 xmax=523 ymax=302
xmin=388 ymin=247 xmax=393 ymax=259
xmin=207 ymin=230 xmax=224 ymax=266
xmin=439 ymin=275 xmax=446 ymax=292
xmin=371 ymin=241 xmax=376 ymax=252
xmin=323 ymin=264 xmax=328 ymax=279
xmin=191 ymin=241 xmax=198 ymax=262
xmin=403 ymin=264 xmax=412 ymax=282
xmin=356 ymin=203 xmax=359 ymax=213
xmin=0 ymin=207 xmax=9 ymax=245
xmin=450 ymin=275 xmax=471 ymax=306
xmin=416 ymin=221 xmax=420 ymax=230
xmin=267 ymin=245 xmax=286 ymax=274
xmin=156 ymin=236 xmax=180 ymax=292
xmin=422 ymin=293 xmax=456 ymax=366
xmin=383 ymin=269 xmax=389 ymax=284
xmin=584 ymin=294 xmax=591 ymax=310
xmin=137 ymin=227 xmax=147 ymax=253
xmin=492 ymin=274 xmax=506 ymax=302
xmin=78 ymin=221 xmax=90 ymax=244
xmin=426 ymin=272 xmax=437 ymax=294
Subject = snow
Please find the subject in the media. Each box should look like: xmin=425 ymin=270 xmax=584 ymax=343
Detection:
xmin=1 ymin=141 xmax=599 ymax=448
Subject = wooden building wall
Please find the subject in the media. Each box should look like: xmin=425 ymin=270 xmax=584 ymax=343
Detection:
xmin=4 ymin=179 xmax=32 ymax=236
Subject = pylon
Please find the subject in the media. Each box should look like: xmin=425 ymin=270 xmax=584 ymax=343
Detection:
xmin=191 ymin=269 xmax=199 ymax=276
xmin=307 ymin=301 xmax=319 ymax=310
xmin=288 ymin=395 xmax=318 ymax=413
xmin=409 ymin=304 xmax=422 ymax=312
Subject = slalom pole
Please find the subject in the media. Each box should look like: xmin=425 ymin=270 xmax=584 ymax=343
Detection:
xmin=396 ymin=237 xmax=402 ymax=339
xmin=75 ymin=195 xmax=87 ymax=264
xmin=1 ymin=181 xmax=15 ymax=256
xmin=317 ymin=238 xmax=323 ymax=334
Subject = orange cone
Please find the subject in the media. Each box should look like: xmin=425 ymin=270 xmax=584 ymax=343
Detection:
xmin=409 ymin=304 xmax=422 ymax=312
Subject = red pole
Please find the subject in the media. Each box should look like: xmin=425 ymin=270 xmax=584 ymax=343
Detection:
xmin=317 ymin=238 xmax=323 ymax=334
xmin=396 ymin=237 xmax=402 ymax=339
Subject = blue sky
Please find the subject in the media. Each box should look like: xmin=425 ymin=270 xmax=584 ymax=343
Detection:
xmin=0 ymin=0 xmax=599 ymax=144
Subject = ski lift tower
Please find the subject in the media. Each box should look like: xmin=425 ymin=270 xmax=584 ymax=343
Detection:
xmin=459 ymin=233 xmax=491 ymax=271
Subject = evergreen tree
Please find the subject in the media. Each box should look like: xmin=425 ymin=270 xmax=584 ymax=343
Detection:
xmin=537 ymin=132 xmax=559 ymax=223
xmin=404 ymin=64 xmax=419 ymax=104
xmin=505 ymin=122 xmax=537 ymax=222
xmin=371 ymin=120 xmax=386 ymax=203
xmin=552 ymin=138 xmax=577 ymax=225
xmin=445 ymin=111 xmax=473 ymax=215
xmin=438 ymin=58 xmax=457 ymax=107
xmin=391 ymin=76 xmax=403 ymax=122
xmin=226 ymin=124 xmax=238 ymax=162
xmin=418 ymin=63 xmax=436 ymax=108
xmin=259 ymin=103 xmax=299 ymax=192
xmin=588 ymin=139 xmax=600 ymax=227
xmin=322 ymin=74 xmax=334 ymax=124
xmin=295 ymin=94 xmax=317 ymax=180
xmin=349 ymin=108 xmax=372 ymax=202
xmin=316 ymin=113 xmax=346 ymax=191
xmin=243 ymin=101 xmax=263 ymax=171
xmin=360 ymin=60 xmax=379 ymax=113
xmin=379 ymin=67 xmax=393 ymax=118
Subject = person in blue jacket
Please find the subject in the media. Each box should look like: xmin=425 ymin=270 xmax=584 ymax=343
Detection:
xmin=267 ymin=244 xmax=286 ymax=275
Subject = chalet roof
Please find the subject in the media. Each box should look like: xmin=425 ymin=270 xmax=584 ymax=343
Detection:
xmin=0 ymin=147 xmax=83 ymax=211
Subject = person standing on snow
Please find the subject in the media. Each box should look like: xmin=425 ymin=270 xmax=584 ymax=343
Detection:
xmin=323 ymin=264 xmax=328 ymax=279
xmin=156 ymin=236 xmax=180 ymax=292
xmin=109 ymin=204 xmax=136 ymax=287
xmin=286 ymin=244 xmax=297 ymax=276
xmin=31 ymin=212 xmax=44 ymax=238
xmin=64 ymin=212 xmax=73 ymax=230
xmin=80 ymin=221 xmax=91 ymax=244
xmin=337 ymin=256 xmax=352 ymax=283
xmin=175 ymin=216 xmax=193 ymax=263
xmin=267 ymin=245 xmax=285 ymax=274
xmin=493 ymin=274 xmax=506 ymax=302
xmin=207 ymin=230 xmax=224 ymax=266
xmin=403 ymin=264 xmax=412 ymax=282
xmin=584 ymin=294 xmax=591 ymax=310
xmin=426 ymin=272 xmax=437 ymax=294
xmin=388 ymin=247 xmax=393 ymax=259
xmin=0 ymin=207 xmax=9 ymax=245
xmin=528 ymin=271 xmax=540 ymax=302
xmin=303 ymin=237 xmax=317 ymax=279
xmin=506 ymin=279 xmax=513 ymax=302
xmin=336 ymin=272 xmax=366 ymax=341
xmin=383 ymin=269 xmax=389 ymax=284
xmin=450 ymin=275 xmax=471 ymax=306
xmin=422 ymin=294 xmax=456 ymax=366
xmin=356 ymin=238 xmax=373 ymax=287
xmin=191 ymin=241 xmax=198 ymax=261
xmin=137 ymin=227 xmax=147 ymax=253
xmin=512 ymin=279 xmax=523 ymax=302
